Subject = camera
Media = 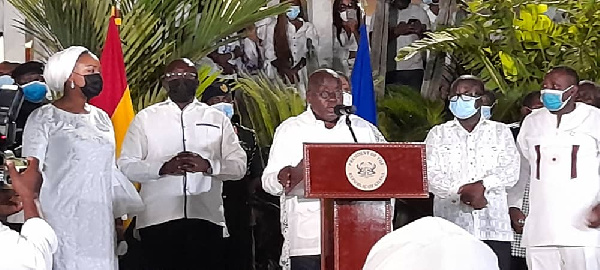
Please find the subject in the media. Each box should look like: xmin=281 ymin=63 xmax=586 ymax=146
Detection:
xmin=0 ymin=84 xmax=27 ymax=189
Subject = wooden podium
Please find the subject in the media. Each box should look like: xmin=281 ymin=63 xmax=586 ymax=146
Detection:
xmin=304 ymin=143 xmax=428 ymax=270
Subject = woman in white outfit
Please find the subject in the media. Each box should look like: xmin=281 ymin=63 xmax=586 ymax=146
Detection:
xmin=332 ymin=0 xmax=361 ymax=77
xmin=21 ymin=46 xmax=143 ymax=270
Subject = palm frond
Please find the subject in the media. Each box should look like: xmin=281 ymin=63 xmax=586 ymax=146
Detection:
xmin=10 ymin=0 xmax=288 ymax=111
xmin=235 ymin=72 xmax=305 ymax=148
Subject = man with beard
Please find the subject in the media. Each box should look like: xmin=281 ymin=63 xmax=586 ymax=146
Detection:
xmin=118 ymin=59 xmax=247 ymax=269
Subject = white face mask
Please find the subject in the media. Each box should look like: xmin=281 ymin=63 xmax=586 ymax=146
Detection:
xmin=211 ymin=102 xmax=235 ymax=119
xmin=343 ymin=92 xmax=353 ymax=106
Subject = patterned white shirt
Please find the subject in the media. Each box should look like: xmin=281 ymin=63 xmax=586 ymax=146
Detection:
xmin=425 ymin=118 xmax=520 ymax=242
xmin=261 ymin=108 xmax=385 ymax=269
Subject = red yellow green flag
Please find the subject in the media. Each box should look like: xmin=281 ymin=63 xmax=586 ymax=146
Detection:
xmin=90 ymin=10 xmax=133 ymax=158
xmin=90 ymin=9 xmax=138 ymax=228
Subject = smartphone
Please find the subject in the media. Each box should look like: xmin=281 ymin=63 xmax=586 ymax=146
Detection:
xmin=346 ymin=9 xmax=358 ymax=21
xmin=408 ymin=18 xmax=420 ymax=25
xmin=1 ymin=155 xmax=28 ymax=187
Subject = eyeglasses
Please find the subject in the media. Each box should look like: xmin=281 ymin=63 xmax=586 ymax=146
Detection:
xmin=163 ymin=72 xmax=197 ymax=81
xmin=448 ymin=94 xmax=481 ymax=102
xmin=316 ymin=91 xmax=343 ymax=100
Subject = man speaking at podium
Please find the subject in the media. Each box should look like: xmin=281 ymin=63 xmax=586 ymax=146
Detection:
xmin=261 ymin=69 xmax=386 ymax=270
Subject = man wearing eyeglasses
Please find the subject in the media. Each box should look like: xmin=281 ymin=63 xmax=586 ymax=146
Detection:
xmin=117 ymin=59 xmax=247 ymax=269
xmin=425 ymin=75 xmax=520 ymax=270
xmin=262 ymin=69 xmax=385 ymax=270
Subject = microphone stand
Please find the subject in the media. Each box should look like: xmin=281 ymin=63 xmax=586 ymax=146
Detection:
xmin=346 ymin=115 xmax=358 ymax=143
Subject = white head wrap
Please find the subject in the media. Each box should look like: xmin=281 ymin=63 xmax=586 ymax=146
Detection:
xmin=363 ymin=217 xmax=500 ymax=270
xmin=44 ymin=46 xmax=98 ymax=92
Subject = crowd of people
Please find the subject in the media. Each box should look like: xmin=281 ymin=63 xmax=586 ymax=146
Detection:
xmin=2 ymin=1 xmax=600 ymax=270
xmin=199 ymin=0 xmax=439 ymax=95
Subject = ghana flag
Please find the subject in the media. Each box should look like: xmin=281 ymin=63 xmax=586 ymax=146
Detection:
xmin=90 ymin=8 xmax=134 ymax=157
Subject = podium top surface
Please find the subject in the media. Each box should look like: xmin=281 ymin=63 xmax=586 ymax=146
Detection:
xmin=304 ymin=143 xmax=428 ymax=199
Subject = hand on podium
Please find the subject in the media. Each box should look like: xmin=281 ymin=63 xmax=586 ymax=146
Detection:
xmin=458 ymin=181 xmax=487 ymax=210
xmin=278 ymin=159 xmax=305 ymax=194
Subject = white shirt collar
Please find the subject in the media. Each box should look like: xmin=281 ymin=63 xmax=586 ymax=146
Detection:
xmin=450 ymin=116 xmax=489 ymax=132
xmin=302 ymin=106 xmax=345 ymax=128
xmin=162 ymin=98 xmax=205 ymax=110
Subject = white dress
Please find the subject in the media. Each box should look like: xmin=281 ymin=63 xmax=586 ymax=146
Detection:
xmin=22 ymin=104 xmax=136 ymax=270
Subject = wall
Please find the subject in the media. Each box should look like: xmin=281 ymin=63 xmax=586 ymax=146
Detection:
xmin=1 ymin=0 xmax=26 ymax=62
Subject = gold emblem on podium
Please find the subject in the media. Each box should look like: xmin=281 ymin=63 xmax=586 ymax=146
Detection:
xmin=345 ymin=149 xmax=388 ymax=191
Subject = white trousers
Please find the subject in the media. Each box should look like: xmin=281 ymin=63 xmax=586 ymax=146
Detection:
xmin=527 ymin=247 xmax=600 ymax=270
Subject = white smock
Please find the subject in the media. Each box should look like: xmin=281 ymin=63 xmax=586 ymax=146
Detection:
xmin=22 ymin=104 xmax=143 ymax=270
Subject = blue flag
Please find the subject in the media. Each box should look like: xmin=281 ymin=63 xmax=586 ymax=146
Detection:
xmin=351 ymin=24 xmax=377 ymax=125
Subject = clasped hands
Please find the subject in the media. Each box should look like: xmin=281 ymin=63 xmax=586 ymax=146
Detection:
xmin=159 ymin=151 xmax=211 ymax=176
xmin=277 ymin=159 xmax=305 ymax=194
xmin=458 ymin=180 xmax=488 ymax=210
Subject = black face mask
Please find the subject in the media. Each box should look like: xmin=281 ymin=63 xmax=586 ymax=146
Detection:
xmin=81 ymin=73 xmax=103 ymax=100
xmin=167 ymin=79 xmax=199 ymax=103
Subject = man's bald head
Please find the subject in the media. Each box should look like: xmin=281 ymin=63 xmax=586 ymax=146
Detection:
xmin=164 ymin=58 xmax=197 ymax=75
xmin=306 ymin=69 xmax=343 ymax=125
xmin=308 ymin=69 xmax=340 ymax=93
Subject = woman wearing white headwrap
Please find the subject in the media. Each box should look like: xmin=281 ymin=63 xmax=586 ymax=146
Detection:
xmin=13 ymin=46 xmax=143 ymax=270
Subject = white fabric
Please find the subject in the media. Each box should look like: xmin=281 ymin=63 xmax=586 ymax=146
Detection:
xmin=420 ymin=3 xmax=438 ymax=30
xmin=118 ymin=99 xmax=247 ymax=230
xmin=395 ymin=4 xmax=430 ymax=71
xmin=425 ymin=118 xmax=520 ymax=242
xmin=527 ymin=247 xmax=600 ymax=270
xmin=516 ymin=103 xmax=600 ymax=247
xmin=43 ymin=46 xmax=98 ymax=92
xmin=262 ymin=108 xmax=386 ymax=269
xmin=22 ymin=104 xmax=140 ymax=270
xmin=6 ymin=209 xmax=24 ymax=223
xmin=332 ymin=28 xmax=358 ymax=77
xmin=507 ymin=152 xmax=530 ymax=209
xmin=0 ymin=219 xmax=57 ymax=270
xmin=363 ymin=217 xmax=499 ymax=270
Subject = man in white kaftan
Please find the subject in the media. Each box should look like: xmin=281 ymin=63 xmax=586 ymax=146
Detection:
xmin=262 ymin=69 xmax=386 ymax=270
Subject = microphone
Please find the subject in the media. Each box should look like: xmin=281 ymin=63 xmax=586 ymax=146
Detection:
xmin=334 ymin=105 xmax=355 ymax=116
xmin=334 ymin=105 xmax=358 ymax=143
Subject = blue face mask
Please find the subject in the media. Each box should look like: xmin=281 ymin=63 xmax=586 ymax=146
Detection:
xmin=0 ymin=75 xmax=14 ymax=86
xmin=449 ymin=95 xmax=480 ymax=119
xmin=22 ymin=81 xmax=49 ymax=103
xmin=287 ymin=6 xmax=301 ymax=20
xmin=211 ymin=102 xmax=234 ymax=119
xmin=481 ymin=105 xmax=492 ymax=120
xmin=541 ymin=85 xmax=574 ymax=111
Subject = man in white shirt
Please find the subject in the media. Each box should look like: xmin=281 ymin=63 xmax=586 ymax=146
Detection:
xmin=425 ymin=75 xmax=520 ymax=270
xmin=262 ymin=69 xmax=385 ymax=270
xmin=117 ymin=59 xmax=247 ymax=269
xmin=363 ymin=217 xmax=500 ymax=270
xmin=385 ymin=0 xmax=430 ymax=91
xmin=516 ymin=67 xmax=600 ymax=270
xmin=1 ymin=159 xmax=57 ymax=270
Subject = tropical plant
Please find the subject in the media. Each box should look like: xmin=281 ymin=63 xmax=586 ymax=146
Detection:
xmin=377 ymin=85 xmax=446 ymax=142
xmin=397 ymin=0 xmax=600 ymax=123
xmin=234 ymin=72 xmax=306 ymax=148
xmin=9 ymin=0 xmax=289 ymax=110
